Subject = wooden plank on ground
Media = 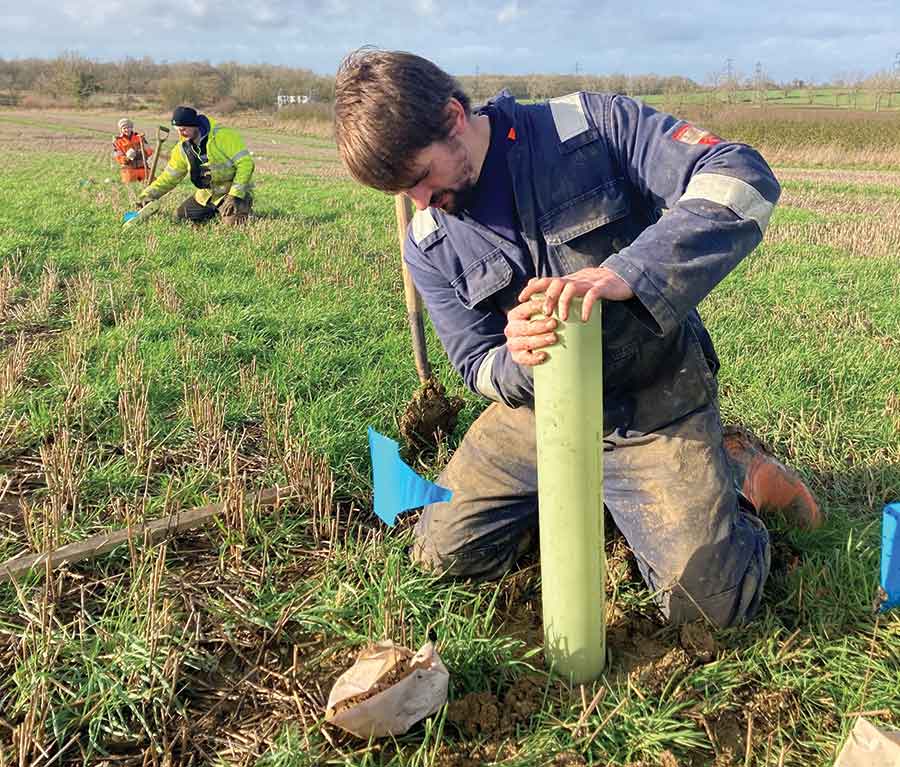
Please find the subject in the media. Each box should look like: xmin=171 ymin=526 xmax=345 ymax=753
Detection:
xmin=0 ymin=486 xmax=290 ymax=582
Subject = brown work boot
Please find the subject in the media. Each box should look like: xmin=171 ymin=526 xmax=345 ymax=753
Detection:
xmin=723 ymin=425 xmax=823 ymax=530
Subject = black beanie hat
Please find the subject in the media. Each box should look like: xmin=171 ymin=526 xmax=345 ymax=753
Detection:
xmin=171 ymin=106 xmax=200 ymax=127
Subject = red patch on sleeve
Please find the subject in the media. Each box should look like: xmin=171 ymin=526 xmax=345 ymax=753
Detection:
xmin=672 ymin=123 xmax=721 ymax=146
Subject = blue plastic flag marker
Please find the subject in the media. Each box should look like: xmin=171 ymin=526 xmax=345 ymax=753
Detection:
xmin=880 ymin=502 xmax=900 ymax=612
xmin=368 ymin=427 xmax=452 ymax=526
xmin=123 ymin=211 xmax=139 ymax=223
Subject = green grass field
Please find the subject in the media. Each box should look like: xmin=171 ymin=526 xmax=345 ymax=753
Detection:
xmin=0 ymin=111 xmax=898 ymax=766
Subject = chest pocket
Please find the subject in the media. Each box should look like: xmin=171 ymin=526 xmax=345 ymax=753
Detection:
xmin=450 ymin=248 xmax=514 ymax=310
xmin=539 ymin=183 xmax=634 ymax=274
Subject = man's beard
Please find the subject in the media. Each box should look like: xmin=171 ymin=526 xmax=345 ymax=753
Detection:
xmin=430 ymin=181 xmax=477 ymax=215
xmin=429 ymin=137 xmax=478 ymax=215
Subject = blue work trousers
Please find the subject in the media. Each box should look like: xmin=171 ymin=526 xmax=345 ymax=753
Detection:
xmin=412 ymin=401 xmax=771 ymax=627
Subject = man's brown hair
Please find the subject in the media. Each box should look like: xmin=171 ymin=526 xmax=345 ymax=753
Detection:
xmin=334 ymin=48 xmax=471 ymax=192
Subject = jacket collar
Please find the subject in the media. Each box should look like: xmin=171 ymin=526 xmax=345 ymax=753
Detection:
xmin=479 ymin=90 xmax=519 ymax=125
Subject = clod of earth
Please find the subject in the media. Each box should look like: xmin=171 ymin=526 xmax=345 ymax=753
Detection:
xmin=680 ymin=621 xmax=719 ymax=663
xmin=399 ymin=378 xmax=463 ymax=457
xmin=447 ymin=675 xmax=545 ymax=737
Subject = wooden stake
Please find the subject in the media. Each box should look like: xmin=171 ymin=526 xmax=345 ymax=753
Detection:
xmin=0 ymin=486 xmax=290 ymax=582
xmin=394 ymin=195 xmax=431 ymax=384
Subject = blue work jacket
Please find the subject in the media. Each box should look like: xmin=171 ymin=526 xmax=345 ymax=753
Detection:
xmin=404 ymin=92 xmax=780 ymax=434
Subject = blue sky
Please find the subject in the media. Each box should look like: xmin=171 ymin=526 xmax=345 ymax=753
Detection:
xmin=3 ymin=0 xmax=898 ymax=83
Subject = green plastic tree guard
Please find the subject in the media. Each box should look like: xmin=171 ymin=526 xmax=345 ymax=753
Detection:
xmin=533 ymin=298 xmax=605 ymax=682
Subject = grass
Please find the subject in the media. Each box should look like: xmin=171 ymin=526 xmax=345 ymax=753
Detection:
xmin=0 ymin=111 xmax=899 ymax=766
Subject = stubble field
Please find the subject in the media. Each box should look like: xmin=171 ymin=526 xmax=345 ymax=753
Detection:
xmin=0 ymin=107 xmax=898 ymax=767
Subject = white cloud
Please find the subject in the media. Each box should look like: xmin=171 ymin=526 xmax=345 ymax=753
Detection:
xmin=497 ymin=1 xmax=521 ymax=23
xmin=4 ymin=0 xmax=900 ymax=82
xmin=185 ymin=0 xmax=209 ymax=17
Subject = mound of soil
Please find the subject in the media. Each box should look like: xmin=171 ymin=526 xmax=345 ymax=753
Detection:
xmin=680 ymin=621 xmax=719 ymax=663
xmin=447 ymin=675 xmax=545 ymax=738
xmin=398 ymin=378 xmax=463 ymax=457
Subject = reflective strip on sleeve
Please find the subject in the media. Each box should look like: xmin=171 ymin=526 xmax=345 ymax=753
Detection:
xmin=679 ymin=173 xmax=775 ymax=234
xmin=475 ymin=346 xmax=503 ymax=402
xmin=230 ymin=183 xmax=247 ymax=194
xmin=411 ymin=208 xmax=438 ymax=245
xmin=230 ymin=149 xmax=250 ymax=163
xmin=163 ymin=166 xmax=183 ymax=178
xmin=548 ymin=93 xmax=588 ymax=143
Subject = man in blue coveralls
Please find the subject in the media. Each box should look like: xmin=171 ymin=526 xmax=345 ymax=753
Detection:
xmin=333 ymin=49 xmax=822 ymax=627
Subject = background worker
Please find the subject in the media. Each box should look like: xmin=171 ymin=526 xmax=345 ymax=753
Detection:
xmin=112 ymin=117 xmax=153 ymax=182
xmin=334 ymin=50 xmax=823 ymax=628
xmin=138 ymin=105 xmax=254 ymax=225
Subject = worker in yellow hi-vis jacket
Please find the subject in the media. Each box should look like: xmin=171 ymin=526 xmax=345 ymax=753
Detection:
xmin=138 ymin=105 xmax=254 ymax=225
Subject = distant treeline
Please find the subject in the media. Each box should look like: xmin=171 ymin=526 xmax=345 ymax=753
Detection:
xmin=1 ymin=54 xmax=898 ymax=111
xmin=0 ymin=54 xmax=704 ymax=110
xmin=457 ymin=73 xmax=700 ymax=102
xmin=0 ymin=54 xmax=334 ymax=110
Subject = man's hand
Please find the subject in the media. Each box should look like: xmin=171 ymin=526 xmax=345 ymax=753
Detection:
xmin=125 ymin=148 xmax=137 ymax=161
xmin=218 ymin=195 xmax=238 ymax=218
xmin=506 ymin=267 xmax=635 ymax=366
xmin=504 ymin=298 xmax=559 ymax=367
xmin=518 ymin=266 xmax=634 ymax=323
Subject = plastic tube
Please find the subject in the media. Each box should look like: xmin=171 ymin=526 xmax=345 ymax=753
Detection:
xmin=533 ymin=298 xmax=605 ymax=682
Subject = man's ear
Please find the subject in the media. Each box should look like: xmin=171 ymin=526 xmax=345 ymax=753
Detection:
xmin=444 ymin=97 xmax=467 ymax=138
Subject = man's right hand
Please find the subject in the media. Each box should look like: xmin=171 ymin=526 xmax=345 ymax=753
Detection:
xmin=504 ymin=298 xmax=559 ymax=367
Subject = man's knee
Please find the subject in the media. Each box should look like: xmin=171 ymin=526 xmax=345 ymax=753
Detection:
xmin=411 ymin=508 xmax=535 ymax=581
xmin=660 ymin=514 xmax=771 ymax=628
xmin=176 ymin=196 xmax=216 ymax=223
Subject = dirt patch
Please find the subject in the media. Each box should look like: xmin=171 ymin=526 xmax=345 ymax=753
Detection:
xmin=432 ymin=742 xmax=518 ymax=767
xmin=447 ymin=674 xmax=545 ymax=738
xmin=693 ymin=685 xmax=806 ymax=766
xmin=707 ymin=710 xmax=745 ymax=766
xmin=553 ymin=752 xmax=588 ymax=766
xmin=399 ymin=378 xmax=464 ymax=458
xmin=680 ymin=622 xmax=719 ymax=663
xmin=607 ymin=613 xmax=721 ymax=695
xmin=624 ymin=751 xmax=679 ymax=767
xmin=447 ymin=691 xmax=501 ymax=737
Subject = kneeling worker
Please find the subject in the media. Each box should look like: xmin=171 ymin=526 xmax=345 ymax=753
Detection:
xmin=334 ymin=50 xmax=823 ymax=629
xmin=138 ymin=105 xmax=254 ymax=225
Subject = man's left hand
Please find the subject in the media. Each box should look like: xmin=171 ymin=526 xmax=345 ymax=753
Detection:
xmin=518 ymin=266 xmax=634 ymax=323
xmin=218 ymin=195 xmax=238 ymax=218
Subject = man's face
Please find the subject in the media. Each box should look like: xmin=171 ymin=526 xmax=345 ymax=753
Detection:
xmin=177 ymin=125 xmax=200 ymax=141
xmin=404 ymin=135 xmax=477 ymax=215
xmin=120 ymin=126 xmax=132 ymax=137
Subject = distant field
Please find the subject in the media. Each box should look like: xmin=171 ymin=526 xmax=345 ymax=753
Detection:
xmin=642 ymin=88 xmax=900 ymax=112
xmin=0 ymin=109 xmax=898 ymax=766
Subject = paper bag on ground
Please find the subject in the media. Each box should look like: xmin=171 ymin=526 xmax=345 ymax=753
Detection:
xmin=325 ymin=639 xmax=449 ymax=738
xmin=835 ymin=717 xmax=900 ymax=767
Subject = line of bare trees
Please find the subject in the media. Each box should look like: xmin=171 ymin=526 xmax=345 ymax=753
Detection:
xmin=2 ymin=53 xmax=900 ymax=111
xmin=0 ymin=53 xmax=334 ymax=110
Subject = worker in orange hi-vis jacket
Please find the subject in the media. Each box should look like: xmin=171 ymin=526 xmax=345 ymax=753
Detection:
xmin=112 ymin=117 xmax=153 ymax=182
